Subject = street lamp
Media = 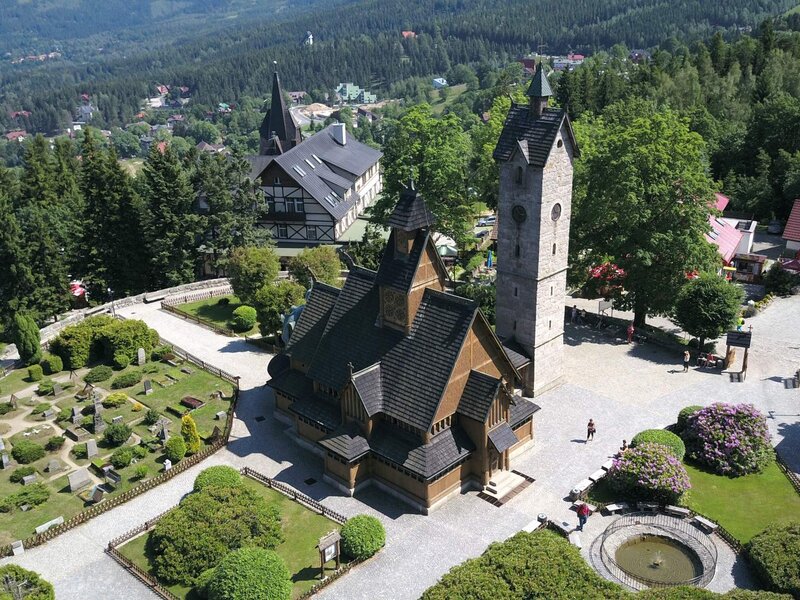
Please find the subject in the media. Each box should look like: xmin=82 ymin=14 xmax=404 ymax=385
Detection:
xmin=107 ymin=287 xmax=116 ymax=317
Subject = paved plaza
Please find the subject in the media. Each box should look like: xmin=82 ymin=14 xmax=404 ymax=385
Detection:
xmin=2 ymin=294 xmax=798 ymax=599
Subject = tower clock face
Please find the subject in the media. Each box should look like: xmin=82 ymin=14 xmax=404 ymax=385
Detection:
xmin=512 ymin=205 xmax=527 ymax=223
xmin=551 ymin=203 xmax=562 ymax=221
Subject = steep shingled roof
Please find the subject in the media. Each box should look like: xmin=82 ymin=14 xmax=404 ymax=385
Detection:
xmin=259 ymin=70 xmax=301 ymax=154
xmin=457 ymin=370 xmax=501 ymax=422
xmin=784 ymin=199 xmax=800 ymax=243
xmin=386 ymin=187 xmax=435 ymax=232
xmin=375 ymin=229 xmax=429 ymax=294
xmin=527 ymin=63 xmax=553 ymax=98
xmin=284 ymin=283 xmax=340 ymax=366
xmin=493 ymin=105 xmax=574 ymax=167
xmin=352 ymin=364 xmax=383 ymax=417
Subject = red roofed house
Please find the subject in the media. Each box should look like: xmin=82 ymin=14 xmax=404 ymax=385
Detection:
xmin=5 ymin=130 xmax=27 ymax=142
xmin=706 ymin=193 xmax=743 ymax=265
xmin=784 ymin=199 xmax=800 ymax=254
xmin=401 ymin=30 xmax=417 ymax=39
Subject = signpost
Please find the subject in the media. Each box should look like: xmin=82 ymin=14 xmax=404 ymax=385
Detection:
xmin=317 ymin=531 xmax=341 ymax=580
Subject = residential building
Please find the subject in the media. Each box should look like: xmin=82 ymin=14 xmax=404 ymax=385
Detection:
xmin=268 ymin=187 xmax=540 ymax=512
xmin=432 ymin=78 xmax=448 ymax=89
xmin=706 ymin=193 xmax=762 ymax=281
xmin=336 ymin=83 xmax=376 ymax=104
xmin=784 ymin=199 xmax=800 ymax=254
xmin=4 ymin=130 xmax=27 ymax=142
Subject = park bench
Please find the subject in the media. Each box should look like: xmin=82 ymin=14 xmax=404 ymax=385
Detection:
xmin=145 ymin=291 xmax=168 ymax=303
xmin=600 ymin=459 xmax=614 ymax=471
xmin=588 ymin=469 xmax=607 ymax=482
xmin=569 ymin=479 xmax=593 ymax=500
xmin=638 ymin=502 xmax=659 ymax=512
xmin=603 ymin=502 xmax=629 ymax=515
xmin=693 ymin=515 xmax=718 ymax=533
xmin=550 ymin=520 xmax=572 ymax=537
xmin=665 ymin=505 xmax=691 ymax=518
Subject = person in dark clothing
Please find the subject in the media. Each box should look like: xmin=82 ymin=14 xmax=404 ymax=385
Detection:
xmin=587 ymin=419 xmax=596 ymax=441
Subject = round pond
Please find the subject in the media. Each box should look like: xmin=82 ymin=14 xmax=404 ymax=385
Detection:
xmin=615 ymin=534 xmax=701 ymax=585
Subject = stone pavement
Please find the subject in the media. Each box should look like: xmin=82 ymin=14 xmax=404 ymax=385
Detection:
xmin=2 ymin=295 xmax=798 ymax=599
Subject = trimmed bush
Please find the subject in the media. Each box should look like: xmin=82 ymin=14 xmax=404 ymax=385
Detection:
xmin=85 ymin=365 xmax=113 ymax=383
xmin=683 ymin=403 xmax=773 ymax=476
xmin=10 ymin=483 xmax=50 ymax=509
xmin=640 ymin=588 xmax=791 ymax=599
xmin=72 ymin=443 xmax=88 ymax=459
xmin=45 ymin=436 xmax=65 ymax=451
xmin=207 ymin=548 xmax=291 ymax=600
xmin=164 ymin=436 xmax=187 ymax=463
xmin=103 ymin=423 xmax=132 ymax=447
xmin=40 ymin=354 xmax=63 ymax=375
xmin=132 ymin=445 xmax=147 ymax=459
xmin=12 ymin=314 xmax=41 ymax=366
xmin=607 ymin=442 xmax=691 ymax=504
xmin=0 ymin=564 xmax=55 ymax=600
xmin=144 ymin=408 xmax=161 ymax=425
xmin=149 ymin=485 xmax=283 ymax=585
xmin=102 ymin=392 xmax=129 ymax=408
xmin=134 ymin=464 xmax=149 ymax=480
xmin=340 ymin=515 xmax=386 ymax=560
xmin=151 ymin=344 xmax=173 ymax=361
xmin=31 ymin=402 xmax=52 ymax=415
xmin=111 ymin=369 xmax=142 ymax=389
xmin=36 ymin=379 xmax=57 ymax=396
xmin=230 ymin=305 xmax=257 ymax=332
xmin=50 ymin=315 xmax=115 ymax=369
xmin=111 ymin=447 xmax=134 ymax=469
xmin=747 ymin=523 xmax=800 ymax=597
xmin=9 ymin=465 xmax=36 ymax=483
xmin=181 ymin=414 xmax=202 ymax=454
xmin=27 ymin=364 xmax=44 ymax=382
xmin=11 ymin=440 xmax=46 ymax=464
xmin=194 ymin=466 xmax=242 ymax=492
xmin=113 ymin=351 xmax=131 ymax=370
xmin=677 ymin=405 xmax=703 ymax=432
xmin=631 ymin=429 xmax=686 ymax=460
xmin=0 ymin=403 xmax=14 ymax=416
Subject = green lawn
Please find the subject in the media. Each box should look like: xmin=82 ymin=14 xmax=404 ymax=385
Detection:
xmin=173 ymin=295 xmax=258 ymax=336
xmin=684 ymin=460 xmax=800 ymax=543
xmin=119 ymin=477 xmax=343 ymax=599
xmin=0 ymin=368 xmax=39 ymax=398
xmin=431 ymin=83 xmax=468 ymax=116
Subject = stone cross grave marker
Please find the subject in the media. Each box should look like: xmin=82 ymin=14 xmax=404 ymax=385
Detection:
xmin=144 ymin=380 xmax=153 ymax=395
xmin=86 ymin=439 xmax=98 ymax=458
xmin=137 ymin=347 xmax=146 ymax=367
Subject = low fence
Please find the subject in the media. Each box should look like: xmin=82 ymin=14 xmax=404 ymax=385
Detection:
xmin=160 ymin=285 xmax=233 ymax=308
xmin=161 ymin=302 xmax=237 ymax=337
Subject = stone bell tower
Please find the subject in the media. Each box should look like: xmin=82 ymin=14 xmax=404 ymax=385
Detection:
xmin=492 ymin=63 xmax=579 ymax=396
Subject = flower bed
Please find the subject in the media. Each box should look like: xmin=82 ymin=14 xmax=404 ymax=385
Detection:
xmin=607 ymin=443 xmax=691 ymax=504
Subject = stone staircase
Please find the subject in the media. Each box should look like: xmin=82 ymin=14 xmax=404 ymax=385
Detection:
xmin=478 ymin=470 xmax=535 ymax=506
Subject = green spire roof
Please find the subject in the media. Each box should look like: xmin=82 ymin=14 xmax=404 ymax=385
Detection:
xmin=527 ymin=63 xmax=553 ymax=98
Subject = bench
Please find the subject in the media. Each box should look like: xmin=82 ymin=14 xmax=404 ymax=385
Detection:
xmin=571 ymin=501 xmax=597 ymax=513
xmin=600 ymin=459 xmax=614 ymax=471
xmin=85 ymin=305 xmax=109 ymax=316
xmin=603 ymin=502 xmax=629 ymax=515
xmin=665 ymin=505 xmax=691 ymax=518
xmin=550 ymin=520 xmax=572 ymax=536
xmin=693 ymin=515 xmax=718 ymax=533
xmin=588 ymin=469 xmax=607 ymax=482
xmin=570 ymin=479 xmax=593 ymax=500
xmin=639 ymin=502 xmax=659 ymax=511
xmin=145 ymin=291 xmax=168 ymax=303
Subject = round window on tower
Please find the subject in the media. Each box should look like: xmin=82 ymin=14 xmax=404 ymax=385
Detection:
xmin=551 ymin=203 xmax=562 ymax=221
xmin=512 ymin=205 xmax=527 ymax=223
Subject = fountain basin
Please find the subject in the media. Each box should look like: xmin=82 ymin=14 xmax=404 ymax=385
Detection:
xmin=615 ymin=534 xmax=701 ymax=585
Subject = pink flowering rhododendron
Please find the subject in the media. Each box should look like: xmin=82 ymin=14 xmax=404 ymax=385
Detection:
xmin=607 ymin=442 xmax=691 ymax=503
xmin=683 ymin=403 xmax=772 ymax=476
xmin=588 ymin=262 xmax=626 ymax=281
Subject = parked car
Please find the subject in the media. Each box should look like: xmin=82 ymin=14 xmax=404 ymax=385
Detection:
xmin=478 ymin=215 xmax=497 ymax=227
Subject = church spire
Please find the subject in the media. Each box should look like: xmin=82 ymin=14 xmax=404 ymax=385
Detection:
xmin=259 ymin=63 xmax=302 ymax=155
xmin=526 ymin=62 xmax=552 ymax=118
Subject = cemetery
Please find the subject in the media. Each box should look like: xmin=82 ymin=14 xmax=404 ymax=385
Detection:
xmin=0 ymin=318 xmax=235 ymax=546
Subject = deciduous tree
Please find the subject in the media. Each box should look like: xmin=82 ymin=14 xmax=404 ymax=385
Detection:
xmin=226 ymin=246 xmax=280 ymax=305
xmin=673 ymin=273 xmax=744 ymax=348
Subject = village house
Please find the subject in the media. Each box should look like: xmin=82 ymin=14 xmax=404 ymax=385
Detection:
xmin=706 ymin=193 xmax=763 ymax=281
xmin=784 ymin=199 xmax=800 ymax=255
xmin=4 ymin=130 xmax=27 ymax=142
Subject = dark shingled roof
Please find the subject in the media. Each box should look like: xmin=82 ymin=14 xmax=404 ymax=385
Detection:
xmin=370 ymin=423 xmax=475 ymax=479
xmin=493 ymin=105 xmax=568 ymax=167
xmin=386 ymin=187 xmax=435 ymax=232
xmin=457 ymin=370 xmax=501 ymax=422
xmin=289 ymin=396 xmax=341 ymax=431
xmin=259 ymin=71 xmax=301 ymax=155
xmin=375 ymin=229 xmax=428 ymax=294
xmin=285 ymin=283 xmax=340 ymax=366
xmin=501 ymin=339 xmax=531 ymax=370
xmin=488 ymin=422 xmax=519 ymax=453
xmin=510 ymin=396 xmax=541 ymax=428
xmin=352 ymin=364 xmax=383 ymax=417
xmin=527 ymin=62 xmax=553 ymax=98
xmin=267 ymin=369 xmax=313 ymax=400
xmin=319 ymin=423 xmax=370 ymax=461
xmin=380 ymin=289 xmax=478 ymax=430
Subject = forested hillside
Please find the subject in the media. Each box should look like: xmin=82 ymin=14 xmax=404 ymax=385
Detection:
xmin=1 ymin=0 xmax=796 ymax=134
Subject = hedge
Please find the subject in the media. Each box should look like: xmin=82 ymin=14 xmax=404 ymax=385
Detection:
xmin=230 ymin=305 xmax=257 ymax=332
xmin=194 ymin=466 xmax=242 ymax=492
xmin=100 ymin=319 xmax=159 ymax=365
xmin=85 ymin=365 xmax=113 ymax=383
xmin=631 ymin=429 xmax=686 ymax=460
xmin=11 ymin=440 xmax=46 ymax=464
xmin=40 ymin=354 xmax=63 ymax=375
xmin=111 ymin=369 xmax=142 ymax=389
xmin=0 ymin=564 xmax=55 ymax=600
xmin=27 ymin=364 xmax=44 ymax=382
xmin=747 ymin=523 xmax=800 ymax=598
xmin=49 ymin=315 xmax=115 ymax=370
xmin=340 ymin=515 xmax=385 ymax=560
xmin=207 ymin=548 xmax=292 ymax=600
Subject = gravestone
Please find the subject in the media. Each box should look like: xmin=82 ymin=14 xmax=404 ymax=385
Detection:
xmin=0 ymin=437 xmax=4 ymax=451
xmin=93 ymin=408 xmax=106 ymax=434
xmin=137 ymin=347 xmax=146 ymax=367
xmin=111 ymin=415 xmax=123 ymax=425
xmin=163 ymin=458 xmax=172 ymax=471
xmin=143 ymin=380 xmax=153 ymax=396
xmin=181 ymin=366 xmax=193 ymax=375
xmin=71 ymin=407 xmax=83 ymax=425
xmin=46 ymin=459 xmax=61 ymax=473
xmin=34 ymin=516 xmax=64 ymax=534
xmin=1 ymin=453 xmax=10 ymax=469
xmin=22 ymin=474 xmax=37 ymax=485
xmin=9 ymin=395 xmax=18 ymax=409
xmin=86 ymin=439 xmax=98 ymax=458
xmin=158 ymin=424 xmax=170 ymax=443
xmin=42 ymin=408 xmax=55 ymax=420
xmin=215 ymin=410 xmax=226 ymax=421
xmin=52 ymin=383 xmax=63 ymax=396
xmin=68 ymin=468 xmax=92 ymax=492
xmin=11 ymin=540 xmax=24 ymax=556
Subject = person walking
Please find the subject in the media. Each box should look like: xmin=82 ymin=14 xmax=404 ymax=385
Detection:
xmin=683 ymin=350 xmax=691 ymax=372
xmin=737 ymin=316 xmax=745 ymax=332
xmin=576 ymin=502 xmax=591 ymax=531
xmin=586 ymin=419 xmax=596 ymax=441
xmin=571 ymin=305 xmax=578 ymax=323
xmin=626 ymin=322 xmax=635 ymax=344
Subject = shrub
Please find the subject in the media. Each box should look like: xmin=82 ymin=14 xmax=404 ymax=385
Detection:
xmin=230 ymin=305 xmax=257 ymax=332
xmin=747 ymin=523 xmax=800 ymax=597
xmin=36 ymin=380 xmax=55 ymax=396
xmin=181 ymin=414 xmax=202 ymax=454
xmin=72 ymin=443 xmax=88 ymax=459
xmin=134 ymin=464 xmax=149 ymax=480
xmin=102 ymin=392 xmax=129 ymax=408
xmin=12 ymin=313 xmax=41 ymax=366
xmin=132 ymin=401 xmax=144 ymax=412
xmin=151 ymin=344 xmax=173 ymax=361
xmin=639 ymin=588 xmax=791 ymax=599
xmin=683 ymin=403 xmax=773 ymax=476
xmin=677 ymin=405 xmax=703 ymax=432
xmin=143 ymin=363 xmax=159 ymax=374
xmin=149 ymin=485 xmax=283 ymax=585
xmin=11 ymin=440 xmax=46 ymax=464
xmin=217 ymin=297 xmax=230 ymax=306
xmin=144 ymin=408 xmax=161 ymax=425
xmin=40 ymin=354 xmax=63 ymax=375
xmin=31 ymin=402 xmax=52 ymax=415
xmin=50 ymin=315 xmax=115 ymax=369
xmin=103 ymin=423 xmax=132 ymax=447
xmin=56 ymin=407 xmax=71 ymax=422
xmin=631 ymin=429 xmax=686 ymax=460
xmin=111 ymin=369 xmax=142 ymax=389
xmin=207 ymin=548 xmax=291 ymax=600
xmin=227 ymin=247 xmax=280 ymax=305
xmin=763 ymin=262 xmax=800 ymax=296
xmin=45 ymin=436 xmax=65 ymax=451
xmin=85 ymin=365 xmax=113 ymax=383
xmin=9 ymin=465 xmax=36 ymax=484
xmin=132 ymin=445 xmax=147 ymax=459
xmin=0 ymin=564 xmax=55 ymax=600
xmin=27 ymin=364 xmax=44 ymax=382
xmin=194 ymin=466 xmax=242 ymax=492
xmin=164 ymin=436 xmax=187 ymax=463
xmin=111 ymin=447 xmax=134 ymax=469
xmin=194 ymin=567 xmax=216 ymax=599
xmin=0 ymin=403 xmax=14 ymax=416
xmin=98 ymin=319 xmax=159 ymax=365
xmin=340 ymin=515 xmax=386 ymax=560
xmin=607 ymin=443 xmax=691 ymax=504
xmin=113 ymin=351 xmax=130 ymax=370
xmin=12 ymin=483 xmax=50 ymax=509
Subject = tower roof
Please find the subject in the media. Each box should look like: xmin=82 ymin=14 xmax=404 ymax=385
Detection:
xmin=527 ymin=62 xmax=553 ymax=98
xmin=259 ymin=68 xmax=301 ymax=155
xmin=385 ymin=183 xmax=435 ymax=232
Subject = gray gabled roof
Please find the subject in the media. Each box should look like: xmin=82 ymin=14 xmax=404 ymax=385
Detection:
xmin=386 ymin=187 xmax=435 ymax=232
xmin=493 ymin=105 xmax=579 ymax=167
xmin=352 ymin=363 xmax=383 ymax=417
xmin=509 ymin=396 xmax=541 ymax=428
xmin=527 ymin=62 xmax=553 ymax=98
xmin=284 ymin=283 xmax=341 ymax=366
xmin=319 ymin=422 xmax=370 ymax=461
xmin=488 ymin=422 xmax=519 ymax=453
xmin=457 ymin=370 xmax=501 ymax=422
xmin=375 ymin=229 xmax=429 ymax=294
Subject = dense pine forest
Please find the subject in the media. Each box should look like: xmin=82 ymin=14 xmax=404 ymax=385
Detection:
xmin=1 ymin=0 xmax=796 ymax=134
